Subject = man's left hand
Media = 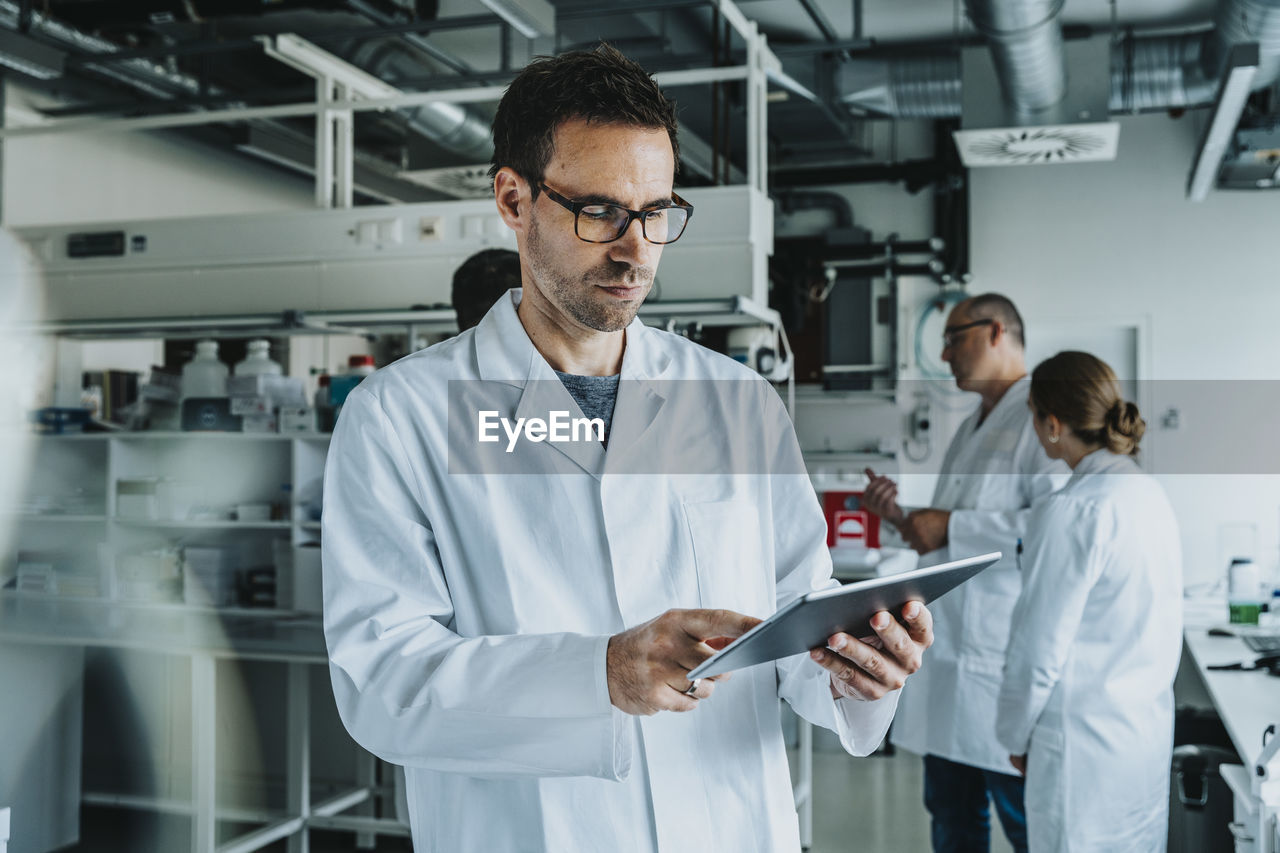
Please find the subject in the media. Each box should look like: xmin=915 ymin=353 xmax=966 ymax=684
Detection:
xmin=900 ymin=509 xmax=951 ymax=554
xmin=1009 ymin=754 xmax=1027 ymax=776
xmin=810 ymin=601 xmax=934 ymax=701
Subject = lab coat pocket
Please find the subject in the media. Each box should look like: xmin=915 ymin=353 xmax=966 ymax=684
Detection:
xmin=683 ymin=500 xmax=770 ymax=618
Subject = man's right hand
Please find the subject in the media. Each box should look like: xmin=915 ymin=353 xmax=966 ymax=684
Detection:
xmin=606 ymin=609 xmax=761 ymax=715
xmin=862 ymin=467 xmax=906 ymax=527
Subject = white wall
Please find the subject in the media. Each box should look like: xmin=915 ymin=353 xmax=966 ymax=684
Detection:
xmin=804 ymin=111 xmax=1280 ymax=589
xmin=969 ymin=112 xmax=1280 ymax=587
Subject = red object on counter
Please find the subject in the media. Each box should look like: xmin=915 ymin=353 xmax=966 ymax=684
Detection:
xmin=823 ymin=491 xmax=881 ymax=548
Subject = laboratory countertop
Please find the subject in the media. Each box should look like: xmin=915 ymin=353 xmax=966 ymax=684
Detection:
xmin=0 ymin=594 xmax=327 ymax=663
xmin=1182 ymin=599 xmax=1280 ymax=769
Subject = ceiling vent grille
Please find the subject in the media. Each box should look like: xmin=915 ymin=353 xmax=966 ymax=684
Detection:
xmin=952 ymin=122 xmax=1120 ymax=166
xmin=955 ymin=37 xmax=1120 ymax=167
xmin=398 ymin=165 xmax=493 ymax=199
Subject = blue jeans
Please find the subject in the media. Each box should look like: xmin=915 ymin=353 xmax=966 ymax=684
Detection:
xmin=923 ymin=754 xmax=1028 ymax=853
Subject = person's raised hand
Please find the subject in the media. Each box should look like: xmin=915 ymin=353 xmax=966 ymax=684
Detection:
xmin=862 ymin=467 xmax=906 ymax=527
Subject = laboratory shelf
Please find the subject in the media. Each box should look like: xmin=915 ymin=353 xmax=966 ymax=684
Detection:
xmin=113 ymin=431 xmax=306 ymax=441
xmin=298 ymin=522 xmax=322 ymax=531
xmin=2 ymin=513 xmax=108 ymax=523
xmin=112 ymin=518 xmax=293 ymax=530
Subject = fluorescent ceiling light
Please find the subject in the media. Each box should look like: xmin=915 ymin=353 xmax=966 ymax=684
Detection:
xmin=1187 ymin=42 xmax=1260 ymax=202
xmin=0 ymin=28 xmax=65 ymax=80
xmin=262 ymin=33 xmax=398 ymax=99
xmin=478 ymin=0 xmax=556 ymax=40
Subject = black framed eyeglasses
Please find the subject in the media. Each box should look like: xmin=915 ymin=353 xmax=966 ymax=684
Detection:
xmin=537 ymin=183 xmax=694 ymax=245
xmin=942 ymin=318 xmax=995 ymax=349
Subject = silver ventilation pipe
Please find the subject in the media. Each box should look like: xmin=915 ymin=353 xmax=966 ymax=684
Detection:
xmin=964 ymin=0 xmax=1067 ymax=113
xmin=1109 ymin=33 xmax=1218 ymax=112
xmin=353 ymin=41 xmax=494 ymax=161
xmin=838 ymin=55 xmax=962 ymax=118
xmin=839 ymin=0 xmax=1280 ymax=119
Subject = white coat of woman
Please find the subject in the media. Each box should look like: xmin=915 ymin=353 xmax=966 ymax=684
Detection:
xmin=995 ymin=351 xmax=1182 ymax=852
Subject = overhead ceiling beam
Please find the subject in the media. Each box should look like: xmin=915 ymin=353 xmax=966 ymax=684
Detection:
xmin=1187 ymin=41 xmax=1260 ymax=201
xmin=795 ymin=0 xmax=838 ymax=43
xmin=63 ymin=14 xmax=505 ymax=67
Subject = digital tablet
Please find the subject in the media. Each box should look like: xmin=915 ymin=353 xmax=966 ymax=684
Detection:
xmin=687 ymin=552 xmax=1002 ymax=680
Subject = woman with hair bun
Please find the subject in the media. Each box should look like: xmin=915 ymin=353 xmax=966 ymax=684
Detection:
xmin=995 ymin=351 xmax=1182 ymax=853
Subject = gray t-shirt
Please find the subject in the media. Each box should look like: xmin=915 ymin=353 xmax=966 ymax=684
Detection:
xmin=554 ymin=370 xmax=619 ymax=445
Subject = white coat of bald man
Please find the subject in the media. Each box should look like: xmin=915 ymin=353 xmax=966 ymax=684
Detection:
xmin=862 ymin=293 xmax=1069 ymax=853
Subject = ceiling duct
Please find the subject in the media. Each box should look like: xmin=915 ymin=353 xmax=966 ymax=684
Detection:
xmin=954 ymin=35 xmax=1119 ymax=167
xmin=953 ymin=0 xmax=1118 ymax=167
xmin=965 ymin=0 xmax=1068 ymax=113
xmin=837 ymin=55 xmax=962 ymax=119
xmin=836 ymin=0 xmax=1280 ymax=143
xmin=352 ymin=40 xmax=494 ymax=163
xmin=0 ymin=1 xmax=493 ymax=191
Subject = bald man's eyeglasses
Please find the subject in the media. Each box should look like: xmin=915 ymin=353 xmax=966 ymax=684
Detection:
xmin=538 ymin=183 xmax=694 ymax=245
xmin=942 ymin=318 xmax=995 ymax=349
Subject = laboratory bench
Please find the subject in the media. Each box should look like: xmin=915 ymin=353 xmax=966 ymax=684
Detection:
xmin=1181 ymin=599 xmax=1280 ymax=852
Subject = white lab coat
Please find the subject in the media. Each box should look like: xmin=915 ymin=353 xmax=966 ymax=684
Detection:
xmin=890 ymin=378 xmax=1070 ymax=774
xmin=997 ymin=450 xmax=1182 ymax=852
xmin=322 ymin=291 xmax=898 ymax=853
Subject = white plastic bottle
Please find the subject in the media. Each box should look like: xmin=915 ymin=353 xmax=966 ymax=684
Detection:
xmin=234 ymin=339 xmax=283 ymax=377
xmin=181 ymin=340 xmax=229 ymax=399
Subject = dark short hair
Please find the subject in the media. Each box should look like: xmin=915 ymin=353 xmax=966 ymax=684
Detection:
xmin=451 ymin=248 xmax=521 ymax=332
xmin=964 ymin=292 xmax=1025 ymax=349
xmin=488 ymin=43 xmax=679 ymax=195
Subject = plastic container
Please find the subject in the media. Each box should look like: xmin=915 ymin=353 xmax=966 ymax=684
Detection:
xmin=234 ymin=339 xmax=283 ymax=377
xmin=330 ymin=356 xmax=377 ymax=411
xmin=822 ymin=491 xmax=881 ymax=549
xmin=314 ymin=374 xmax=332 ymax=410
xmin=347 ymin=354 xmax=375 ymax=377
xmin=1228 ymin=557 xmax=1262 ymax=625
xmin=181 ymin=340 xmax=229 ymax=399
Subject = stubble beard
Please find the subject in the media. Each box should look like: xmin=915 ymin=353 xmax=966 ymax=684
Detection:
xmin=525 ymin=215 xmax=654 ymax=333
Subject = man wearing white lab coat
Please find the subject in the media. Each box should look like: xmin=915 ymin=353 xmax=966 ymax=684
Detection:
xmin=863 ymin=294 xmax=1068 ymax=853
xmin=322 ymin=45 xmax=935 ymax=852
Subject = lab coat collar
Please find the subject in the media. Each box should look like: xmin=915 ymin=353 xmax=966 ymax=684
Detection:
xmin=991 ymin=375 xmax=1031 ymax=419
xmin=1071 ymin=447 xmax=1137 ymax=480
xmin=473 ymin=288 xmax=673 ymax=384
xmin=471 ymin=288 xmax=672 ymax=477
xmin=969 ymin=375 xmax=1030 ymax=433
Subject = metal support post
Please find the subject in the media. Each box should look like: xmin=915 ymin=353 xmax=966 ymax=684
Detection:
xmin=315 ymin=76 xmax=335 ymax=209
xmin=355 ymin=752 xmax=377 ymax=848
xmin=286 ymin=664 xmax=312 ymax=853
xmin=334 ymin=83 xmax=354 ymax=209
xmin=191 ymin=654 xmax=217 ymax=853
xmin=798 ymin=719 xmax=813 ymax=848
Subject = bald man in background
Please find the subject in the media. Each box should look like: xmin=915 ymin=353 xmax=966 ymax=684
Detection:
xmin=863 ymin=294 xmax=1069 ymax=853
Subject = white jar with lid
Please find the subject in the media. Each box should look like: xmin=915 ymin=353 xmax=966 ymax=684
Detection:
xmin=181 ymin=340 xmax=229 ymax=399
xmin=1228 ymin=557 xmax=1262 ymax=625
xmin=234 ymin=339 xmax=283 ymax=377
